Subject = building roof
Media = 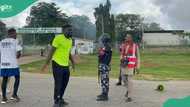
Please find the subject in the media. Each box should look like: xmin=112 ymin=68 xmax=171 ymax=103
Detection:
xmin=144 ymin=30 xmax=184 ymax=33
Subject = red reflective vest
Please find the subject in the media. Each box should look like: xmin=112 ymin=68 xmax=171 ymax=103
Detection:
xmin=127 ymin=43 xmax=137 ymax=68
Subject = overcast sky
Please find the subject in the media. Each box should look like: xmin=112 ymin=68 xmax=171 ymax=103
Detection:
xmin=1 ymin=0 xmax=190 ymax=30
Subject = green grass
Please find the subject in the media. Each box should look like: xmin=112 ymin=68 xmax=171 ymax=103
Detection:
xmin=20 ymin=49 xmax=190 ymax=80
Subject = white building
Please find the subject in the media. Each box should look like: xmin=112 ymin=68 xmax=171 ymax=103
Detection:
xmin=143 ymin=30 xmax=190 ymax=47
xmin=72 ymin=38 xmax=94 ymax=54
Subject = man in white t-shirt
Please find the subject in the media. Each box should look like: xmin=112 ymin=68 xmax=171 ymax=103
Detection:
xmin=0 ymin=28 xmax=22 ymax=104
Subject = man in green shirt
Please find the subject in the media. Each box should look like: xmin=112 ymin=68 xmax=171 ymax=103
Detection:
xmin=42 ymin=25 xmax=74 ymax=107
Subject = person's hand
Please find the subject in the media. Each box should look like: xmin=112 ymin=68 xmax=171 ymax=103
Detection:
xmin=71 ymin=63 xmax=75 ymax=72
xmin=136 ymin=68 xmax=140 ymax=74
xmin=41 ymin=64 xmax=49 ymax=73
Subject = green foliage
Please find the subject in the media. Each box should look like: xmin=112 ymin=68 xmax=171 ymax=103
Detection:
xmin=24 ymin=2 xmax=69 ymax=45
xmin=143 ymin=22 xmax=163 ymax=31
xmin=94 ymin=0 xmax=115 ymax=41
xmin=69 ymin=15 xmax=96 ymax=40
xmin=115 ymin=13 xmax=143 ymax=43
xmin=0 ymin=21 xmax=6 ymax=40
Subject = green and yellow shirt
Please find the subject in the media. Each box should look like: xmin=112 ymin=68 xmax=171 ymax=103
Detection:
xmin=52 ymin=34 xmax=72 ymax=66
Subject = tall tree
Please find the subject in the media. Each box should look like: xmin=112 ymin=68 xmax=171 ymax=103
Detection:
xmin=24 ymin=2 xmax=69 ymax=45
xmin=143 ymin=22 xmax=163 ymax=31
xmin=0 ymin=21 xmax=6 ymax=40
xmin=115 ymin=13 xmax=143 ymax=43
xmin=69 ymin=15 xmax=96 ymax=40
xmin=94 ymin=0 xmax=115 ymax=41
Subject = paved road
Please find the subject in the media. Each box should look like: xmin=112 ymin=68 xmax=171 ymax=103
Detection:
xmin=1 ymin=72 xmax=190 ymax=107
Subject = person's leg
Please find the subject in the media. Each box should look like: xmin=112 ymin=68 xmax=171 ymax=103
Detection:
xmin=60 ymin=67 xmax=70 ymax=99
xmin=125 ymin=68 xmax=134 ymax=102
xmin=12 ymin=75 xmax=20 ymax=97
xmin=97 ymin=68 xmax=109 ymax=101
xmin=121 ymin=67 xmax=128 ymax=96
xmin=101 ymin=70 xmax=109 ymax=96
xmin=52 ymin=61 xmax=63 ymax=104
xmin=116 ymin=67 xmax=122 ymax=85
xmin=7 ymin=78 xmax=12 ymax=94
xmin=1 ymin=77 xmax=8 ymax=100
xmin=127 ymin=75 xmax=133 ymax=98
xmin=0 ymin=77 xmax=2 ymax=96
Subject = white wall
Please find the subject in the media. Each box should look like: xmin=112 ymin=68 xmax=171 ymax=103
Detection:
xmin=73 ymin=39 xmax=94 ymax=54
xmin=143 ymin=33 xmax=183 ymax=46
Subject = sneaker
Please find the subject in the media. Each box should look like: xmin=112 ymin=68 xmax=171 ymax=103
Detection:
xmin=1 ymin=98 xmax=8 ymax=104
xmin=60 ymin=99 xmax=69 ymax=106
xmin=116 ymin=82 xmax=122 ymax=86
xmin=53 ymin=103 xmax=60 ymax=107
xmin=96 ymin=94 xmax=108 ymax=101
xmin=126 ymin=97 xmax=132 ymax=102
xmin=97 ymin=94 xmax=103 ymax=98
xmin=10 ymin=95 xmax=20 ymax=102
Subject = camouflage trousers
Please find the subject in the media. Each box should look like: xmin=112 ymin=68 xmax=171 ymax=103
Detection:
xmin=99 ymin=64 xmax=110 ymax=95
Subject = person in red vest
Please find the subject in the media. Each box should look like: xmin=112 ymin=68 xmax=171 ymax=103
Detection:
xmin=120 ymin=34 xmax=140 ymax=102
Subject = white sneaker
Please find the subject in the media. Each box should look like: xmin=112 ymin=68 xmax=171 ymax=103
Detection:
xmin=1 ymin=98 xmax=8 ymax=104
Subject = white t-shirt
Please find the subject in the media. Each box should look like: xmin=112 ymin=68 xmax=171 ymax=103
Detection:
xmin=0 ymin=38 xmax=22 ymax=69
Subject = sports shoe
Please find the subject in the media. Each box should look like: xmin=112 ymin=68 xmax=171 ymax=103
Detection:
xmin=10 ymin=95 xmax=20 ymax=102
xmin=53 ymin=103 xmax=60 ymax=107
xmin=96 ymin=94 xmax=108 ymax=101
xmin=116 ymin=82 xmax=122 ymax=86
xmin=1 ymin=98 xmax=8 ymax=104
xmin=60 ymin=99 xmax=69 ymax=106
xmin=126 ymin=97 xmax=132 ymax=102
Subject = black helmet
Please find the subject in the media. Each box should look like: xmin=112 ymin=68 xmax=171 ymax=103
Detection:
xmin=98 ymin=33 xmax=112 ymax=50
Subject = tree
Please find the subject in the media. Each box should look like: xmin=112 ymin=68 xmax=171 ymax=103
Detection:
xmin=94 ymin=0 xmax=115 ymax=41
xmin=69 ymin=15 xmax=96 ymax=40
xmin=0 ymin=21 xmax=6 ymax=40
xmin=115 ymin=13 xmax=143 ymax=43
xmin=143 ymin=22 xmax=163 ymax=31
xmin=24 ymin=2 xmax=69 ymax=45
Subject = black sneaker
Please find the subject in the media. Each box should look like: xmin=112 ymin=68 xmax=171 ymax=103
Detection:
xmin=10 ymin=95 xmax=20 ymax=102
xmin=97 ymin=94 xmax=103 ymax=98
xmin=116 ymin=82 xmax=122 ymax=86
xmin=1 ymin=97 xmax=8 ymax=104
xmin=96 ymin=94 xmax=108 ymax=101
xmin=60 ymin=99 xmax=69 ymax=106
xmin=53 ymin=103 xmax=60 ymax=107
xmin=126 ymin=97 xmax=132 ymax=102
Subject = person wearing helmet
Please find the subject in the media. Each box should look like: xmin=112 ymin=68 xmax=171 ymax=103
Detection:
xmin=96 ymin=33 xmax=112 ymax=101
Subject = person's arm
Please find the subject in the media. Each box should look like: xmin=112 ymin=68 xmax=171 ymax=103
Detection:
xmin=45 ymin=46 xmax=56 ymax=65
xmin=41 ymin=46 xmax=56 ymax=72
xmin=69 ymin=53 xmax=75 ymax=72
xmin=17 ymin=51 xmax=21 ymax=59
xmin=16 ymin=40 xmax=22 ymax=59
xmin=41 ymin=35 xmax=60 ymax=72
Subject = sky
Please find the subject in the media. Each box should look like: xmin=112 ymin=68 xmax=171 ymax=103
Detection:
xmin=1 ymin=0 xmax=190 ymax=30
